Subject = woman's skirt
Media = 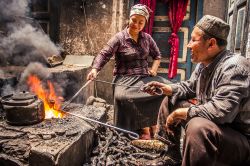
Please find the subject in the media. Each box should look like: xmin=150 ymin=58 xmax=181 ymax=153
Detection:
xmin=113 ymin=75 xmax=171 ymax=131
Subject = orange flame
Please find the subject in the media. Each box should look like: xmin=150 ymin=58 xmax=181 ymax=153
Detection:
xmin=27 ymin=75 xmax=64 ymax=119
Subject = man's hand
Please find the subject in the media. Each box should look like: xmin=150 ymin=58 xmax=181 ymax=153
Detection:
xmin=165 ymin=108 xmax=189 ymax=135
xmin=143 ymin=81 xmax=173 ymax=96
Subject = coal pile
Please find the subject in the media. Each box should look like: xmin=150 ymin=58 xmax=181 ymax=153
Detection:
xmin=84 ymin=126 xmax=181 ymax=166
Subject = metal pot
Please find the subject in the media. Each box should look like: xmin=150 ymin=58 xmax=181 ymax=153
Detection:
xmin=1 ymin=91 xmax=45 ymax=125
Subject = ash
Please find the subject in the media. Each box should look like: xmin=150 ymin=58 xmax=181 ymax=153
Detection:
xmin=84 ymin=126 xmax=181 ymax=166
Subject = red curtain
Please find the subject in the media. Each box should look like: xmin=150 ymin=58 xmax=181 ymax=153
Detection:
xmin=139 ymin=0 xmax=156 ymax=35
xmin=167 ymin=0 xmax=189 ymax=78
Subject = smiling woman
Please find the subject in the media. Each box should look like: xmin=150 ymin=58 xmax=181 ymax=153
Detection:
xmin=128 ymin=15 xmax=146 ymax=42
xmin=87 ymin=4 xmax=171 ymax=140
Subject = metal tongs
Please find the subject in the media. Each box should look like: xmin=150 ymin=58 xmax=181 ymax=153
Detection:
xmin=60 ymin=79 xmax=139 ymax=140
xmin=139 ymin=84 xmax=163 ymax=96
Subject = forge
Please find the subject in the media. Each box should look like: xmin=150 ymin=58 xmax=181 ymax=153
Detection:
xmin=0 ymin=103 xmax=107 ymax=166
xmin=0 ymin=54 xmax=105 ymax=166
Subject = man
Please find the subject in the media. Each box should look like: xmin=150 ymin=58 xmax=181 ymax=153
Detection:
xmin=144 ymin=15 xmax=250 ymax=165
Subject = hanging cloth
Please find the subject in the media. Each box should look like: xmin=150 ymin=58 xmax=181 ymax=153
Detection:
xmin=167 ymin=0 xmax=189 ymax=78
xmin=139 ymin=0 xmax=156 ymax=35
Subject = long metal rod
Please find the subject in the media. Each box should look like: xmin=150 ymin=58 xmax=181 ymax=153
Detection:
xmin=60 ymin=109 xmax=139 ymax=139
xmin=94 ymin=79 xmax=163 ymax=95
xmin=61 ymin=79 xmax=92 ymax=110
xmin=94 ymin=79 xmax=141 ymax=88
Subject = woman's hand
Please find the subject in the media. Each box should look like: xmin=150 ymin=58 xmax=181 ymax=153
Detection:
xmin=150 ymin=59 xmax=160 ymax=76
xmin=87 ymin=69 xmax=98 ymax=80
xmin=148 ymin=69 xmax=157 ymax=76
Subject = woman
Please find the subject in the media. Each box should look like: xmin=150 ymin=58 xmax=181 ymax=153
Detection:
xmin=87 ymin=4 xmax=170 ymax=139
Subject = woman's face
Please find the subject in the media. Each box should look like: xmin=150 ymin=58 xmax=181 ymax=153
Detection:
xmin=128 ymin=14 xmax=146 ymax=34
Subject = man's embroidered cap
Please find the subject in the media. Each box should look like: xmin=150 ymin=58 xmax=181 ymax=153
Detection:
xmin=196 ymin=15 xmax=230 ymax=41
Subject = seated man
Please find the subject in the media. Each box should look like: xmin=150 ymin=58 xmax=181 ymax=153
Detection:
xmin=144 ymin=15 xmax=250 ymax=166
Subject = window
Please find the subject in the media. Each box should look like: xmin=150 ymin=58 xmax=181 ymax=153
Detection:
xmin=226 ymin=0 xmax=249 ymax=57
xmin=235 ymin=7 xmax=245 ymax=51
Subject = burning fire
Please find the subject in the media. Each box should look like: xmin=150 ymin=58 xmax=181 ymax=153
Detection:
xmin=27 ymin=75 xmax=64 ymax=119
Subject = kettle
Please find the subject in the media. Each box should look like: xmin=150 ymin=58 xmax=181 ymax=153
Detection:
xmin=1 ymin=91 xmax=45 ymax=125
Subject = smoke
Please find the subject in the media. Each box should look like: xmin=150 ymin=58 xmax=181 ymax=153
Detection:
xmin=0 ymin=61 xmax=78 ymax=102
xmin=0 ymin=0 xmax=61 ymax=66
xmin=0 ymin=0 xmax=72 ymax=100
xmin=0 ymin=70 xmax=4 ymax=78
xmin=0 ymin=84 xmax=15 ymax=97
xmin=0 ymin=69 xmax=16 ymax=96
xmin=0 ymin=0 xmax=29 ymax=23
xmin=1 ymin=24 xmax=60 ymax=66
xmin=0 ymin=63 xmax=49 ymax=96
xmin=20 ymin=63 xmax=83 ymax=102
xmin=18 ymin=62 xmax=64 ymax=97
xmin=19 ymin=62 xmax=51 ymax=84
